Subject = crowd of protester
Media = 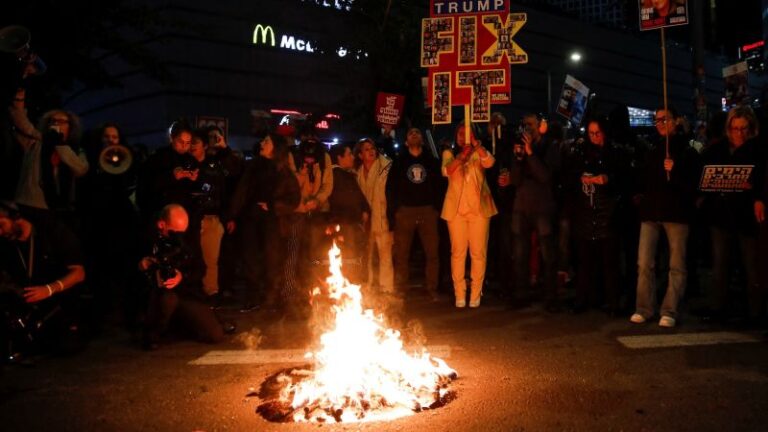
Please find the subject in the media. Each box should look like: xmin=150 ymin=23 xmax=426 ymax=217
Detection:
xmin=2 ymin=78 xmax=768 ymax=359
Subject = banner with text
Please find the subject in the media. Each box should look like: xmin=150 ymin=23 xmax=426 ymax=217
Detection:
xmin=699 ymin=165 xmax=755 ymax=192
xmin=375 ymin=92 xmax=406 ymax=127
xmin=422 ymin=0 xmax=527 ymax=124
xmin=639 ymin=0 xmax=688 ymax=31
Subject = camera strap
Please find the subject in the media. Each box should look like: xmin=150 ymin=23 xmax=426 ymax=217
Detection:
xmin=15 ymin=230 xmax=35 ymax=279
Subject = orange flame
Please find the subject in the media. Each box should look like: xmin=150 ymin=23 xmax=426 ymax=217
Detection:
xmin=285 ymin=241 xmax=456 ymax=423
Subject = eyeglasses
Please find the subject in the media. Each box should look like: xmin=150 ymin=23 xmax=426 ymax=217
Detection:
xmin=653 ymin=117 xmax=671 ymax=125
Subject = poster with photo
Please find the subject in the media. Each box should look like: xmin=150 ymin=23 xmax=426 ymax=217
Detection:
xmin=639 ymin=0 xmax=688 ymax=30
xmin=556 ymin=75 xmax=589 ymax=126
xmin=422 ymin=0 xmax=528 ymax=124
xmin=723 ymin=61 xmax=749 ymax=107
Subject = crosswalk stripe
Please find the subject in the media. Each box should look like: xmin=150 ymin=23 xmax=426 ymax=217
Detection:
xmin=617 ymin=332 xmax=763 ymax=349
xmin=189 ymin=345 xmax=453 ymax=365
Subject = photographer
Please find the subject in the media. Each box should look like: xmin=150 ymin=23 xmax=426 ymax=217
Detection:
xmin=8 ymin=88 xmax=89 ymax=228
xmin=0 ymin=201 xmax=87 ymax=359
xmin=139 ymin=204 xmax=227 ymax=350
xmin=508 ymin=113 xmax=562 ymax=311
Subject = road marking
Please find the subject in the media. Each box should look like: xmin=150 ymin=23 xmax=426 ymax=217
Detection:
xmin=617 ymin=332 xmax=763 ymax=349
xmin=189 ymin=345 xmax=453 ymax=365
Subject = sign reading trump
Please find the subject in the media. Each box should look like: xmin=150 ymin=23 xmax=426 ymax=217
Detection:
xmin=421 ymin=0 xmax=527 ymax=124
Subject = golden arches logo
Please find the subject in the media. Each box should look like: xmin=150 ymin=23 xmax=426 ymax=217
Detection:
xmin=253 ymin=24 xmax=275 ymax=46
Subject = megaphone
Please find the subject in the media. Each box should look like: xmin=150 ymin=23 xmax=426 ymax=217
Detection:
xmin=99 ymin=145 xmax=133 ymax=175
xmin=0 ymin=25 xmax=30 ymax=54
xmin=0 ymin=25 xmax=46 ymax=76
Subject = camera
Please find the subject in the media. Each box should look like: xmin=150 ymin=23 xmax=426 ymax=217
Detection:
xmin=511 ymin=128 xmax=525 ymax=161
xmin=150 ymin=234 xmax=184 ymax=285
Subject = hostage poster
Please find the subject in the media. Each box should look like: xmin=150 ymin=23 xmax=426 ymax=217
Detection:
xmin=639 ymin=0 xmax=688 ymax=31
xmin=556 ymin=74 xmax=589 ymax=126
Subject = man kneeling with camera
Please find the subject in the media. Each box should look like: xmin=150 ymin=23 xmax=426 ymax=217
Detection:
xmin=140 ymin=204 xmax=232 ymax=350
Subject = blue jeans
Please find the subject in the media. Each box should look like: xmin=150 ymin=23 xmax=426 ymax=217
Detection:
xmin=635 ymin=221 xmax=689 ymax=319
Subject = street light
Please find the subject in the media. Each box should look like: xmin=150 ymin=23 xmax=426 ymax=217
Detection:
xmin=570 ymin=52 xmax=582 ymax=63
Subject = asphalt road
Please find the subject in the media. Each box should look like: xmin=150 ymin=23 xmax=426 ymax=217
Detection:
xmin=2 ymin=293 xmax=767 ymax=432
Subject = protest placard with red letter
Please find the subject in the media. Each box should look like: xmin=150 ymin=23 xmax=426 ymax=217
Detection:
xmin=422 ymin=0 xmax=527 ymax=124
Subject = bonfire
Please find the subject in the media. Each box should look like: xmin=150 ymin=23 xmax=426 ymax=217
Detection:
xmin=257 ymin=241 xmax=457 ymax=423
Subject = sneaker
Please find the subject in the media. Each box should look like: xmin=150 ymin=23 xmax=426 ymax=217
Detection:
xmin=455 ymin=300 xmax=466 ymax=308
xmin=469 ymin=299 xmax=481 ymax=308
xmin=659 ymin=316 xmax=676 ymax=328
xmin=629 ymin=313 xmax=646 ymax=324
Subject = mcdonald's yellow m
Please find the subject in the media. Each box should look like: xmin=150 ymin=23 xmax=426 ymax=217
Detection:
xmin=253 ymin=24 xmax=275 ymax=46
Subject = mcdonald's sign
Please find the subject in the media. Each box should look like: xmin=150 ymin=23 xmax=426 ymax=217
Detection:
xmin=252 ymin=23 xmax=316 ymax=53
xmin=253 ymin=24 xmax=275 ymax=46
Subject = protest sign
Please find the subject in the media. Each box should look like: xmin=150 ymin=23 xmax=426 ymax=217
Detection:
xmin=374 ymin=92 xmax=405 ymax=128
xmin=639 ymin=0 xmax=688 ymax=31
xmin=421 ymin=0 xmax=527 ymax=124
xmin=556 ymin=75 xmax=589 ymax=126
xmin=699 ymin=165 xmax=755 ymax=192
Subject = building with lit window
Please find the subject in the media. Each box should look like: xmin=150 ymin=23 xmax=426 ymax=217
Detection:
xmin=64 ymin=0 xmax=764 ymax=149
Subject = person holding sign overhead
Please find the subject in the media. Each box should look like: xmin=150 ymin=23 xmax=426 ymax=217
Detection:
xmin=441 ymin=124 xmax=497 ymax=308
xmin=700 ymin=105 xmax=766 ymax=325
xmin=630 ymin=107 xmax=701 ymax=328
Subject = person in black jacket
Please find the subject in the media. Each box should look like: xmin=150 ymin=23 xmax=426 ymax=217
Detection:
xmin=204 ymin=126 xmax=244 ymax=299
xmin=328 ymin=143 xmax=370 ymax=283
xmin=701 ymin=106 xmax=766 ymax=323
xmin=135 ymin=120 xmax=196 ymax=241
xmin=564 ymin=117 xmax=628 ymax=314
xmin=630 ymin=107 xmax=702 ymax=328
xmin=509 ymin=113 xmax=561 ymax=311
xmin=187 ymin=129 xmax=231 ymax=298
xmin=229 ymin=134 xmax=301 ymax=313
xmin=386 ymin=128 xmax=443 ymax=301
